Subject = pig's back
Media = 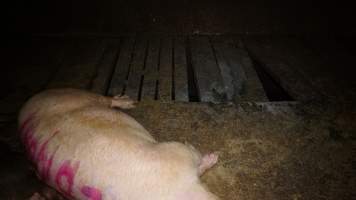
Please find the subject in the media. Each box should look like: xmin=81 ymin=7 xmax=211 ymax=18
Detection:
xmin=50 ymin=105 xmax=156 ymax=145
xmin=38 ymin=105 xmax=157 ymax=158
xmin=19 ymin=88 xmax=111 ymax=124
xmin=27 ymin=105 xmax=158 ymax=199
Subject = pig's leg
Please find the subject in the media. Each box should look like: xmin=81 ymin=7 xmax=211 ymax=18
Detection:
xmin=198 ymin=152 xmax=219 ymax=176
xmin=184 ymin=143 xmax=219 ymax=175
xmin=110 ymin=95 xmax=136 ymax=109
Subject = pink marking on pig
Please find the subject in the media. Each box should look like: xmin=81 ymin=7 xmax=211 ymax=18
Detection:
xmin=19 ymin=114 xmax=62 ymax=185
xmin=35 ymin=130 xmax=58 ymax=161
xmin=19 ymin=113 xmax=35 ymax=134
xmin=35 ymin=139 xmax=48 ymax=163
xmin=55 ymin=160 xmax=80 ymax=197
xmin=27 ymin=133 xmax=38 ymax=160
xmin=20 ymin=119 xmax=35 ymax=143
xmin=36 ymin=131 xmax=60 ymax=181
xmin=19 ymin=113 xmax=37 ymax=141
xmin=81 ymin=186 xmax=103 ymax=200
xmin=20 ymin=122 xmax=38 ymax=161
xmin=19 ymin=116 xmax=38 ymax=161
xmin=37 ymin=146 xmax=58 ymax=182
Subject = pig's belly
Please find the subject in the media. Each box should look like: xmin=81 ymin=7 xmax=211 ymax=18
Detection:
xmin=19 ymin=106 xmax=157 ymax=200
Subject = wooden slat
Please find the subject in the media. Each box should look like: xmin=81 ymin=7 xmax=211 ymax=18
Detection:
xmin=125 ymin=37 xmax=147 ymax=100
xmin=47 ymin=38 xmax=105 ymax=89
xmin=173 ymin=37 xmax=189 ymax=102
xmin=141 ymin=37 xmax=160 ymax=100
xmin=90 ymin=39 xmax=121 ymax=95
xmin=190 ymin=36 xmax=226 ymax=103
xmin=236 ymin=38 xmax=269 ymax=102
xmin=210 ymin=36 xmax=237 ymax=101
xmin=158 ymin=37 xmax=173 ymax=101
xmin=211 ymin=36 xmax=268 ymax=102
xmin=243 ymin=36 xmax=320 ymax=101
xmin=108 ymin=37 xmax=135 ymax=96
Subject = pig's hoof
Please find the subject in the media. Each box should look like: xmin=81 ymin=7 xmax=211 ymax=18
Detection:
xmin=111 ymin=95 xmax=136 ymax=109
xmin=198 ymin=152 xmax=219 ymax=176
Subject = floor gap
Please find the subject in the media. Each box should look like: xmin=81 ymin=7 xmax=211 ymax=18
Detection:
xmin=155 ymin=39 xmax=162 ymax=100
xmin=138 ymin=40 xmax=149 ymax=101
xmin=105 ymin=38 xmax=123 ymax=96
xmin=171 ymin=38 xmax=176 ymax=101
xmin=185 ymin=37 xmax=200 ymax=102
xmin=122 ymin=37 xmax=137 ymax=96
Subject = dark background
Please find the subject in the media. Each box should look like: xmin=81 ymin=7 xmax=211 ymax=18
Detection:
xmin=6 ymin=0 xmax=356 ymax=36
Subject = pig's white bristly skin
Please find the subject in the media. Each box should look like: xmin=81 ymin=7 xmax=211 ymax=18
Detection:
xmin=19 ymin=88 xmax=219 ymax=200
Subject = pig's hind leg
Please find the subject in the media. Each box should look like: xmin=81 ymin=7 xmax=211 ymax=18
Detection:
xmin=110 ymin=95 xmax=136 ymax=109
xmin=184 ymin=143 xmax=219 ymax=176
xmin=198 ymin=152 xmax=219 ymax=176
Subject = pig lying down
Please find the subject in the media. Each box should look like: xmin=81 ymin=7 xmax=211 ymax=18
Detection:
xmin=19 ymin=88 xmax=219 ymax=200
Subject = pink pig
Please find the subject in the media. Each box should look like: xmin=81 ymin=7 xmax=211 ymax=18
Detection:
xmin=19 ymin=88 xmax=219 ymax=200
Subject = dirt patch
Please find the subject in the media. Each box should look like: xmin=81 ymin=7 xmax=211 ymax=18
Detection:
xmin=127 ymin=101 xmax=356 ymax=200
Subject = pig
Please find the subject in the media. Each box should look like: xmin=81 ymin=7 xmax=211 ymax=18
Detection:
xmin=18 ymin=88 xmax=219 ymax=200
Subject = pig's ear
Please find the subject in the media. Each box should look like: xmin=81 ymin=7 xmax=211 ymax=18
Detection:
xmin=198 ymin=152 xmax=219 ymax=176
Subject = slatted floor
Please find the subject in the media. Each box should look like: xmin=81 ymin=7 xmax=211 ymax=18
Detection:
xmin=1 ymin=35 xmax=355 ymax=120
xmin=3 ymin=36 xmax=268 ymax=105
xmin=97 ymin=36 xmax=270 ymax=103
